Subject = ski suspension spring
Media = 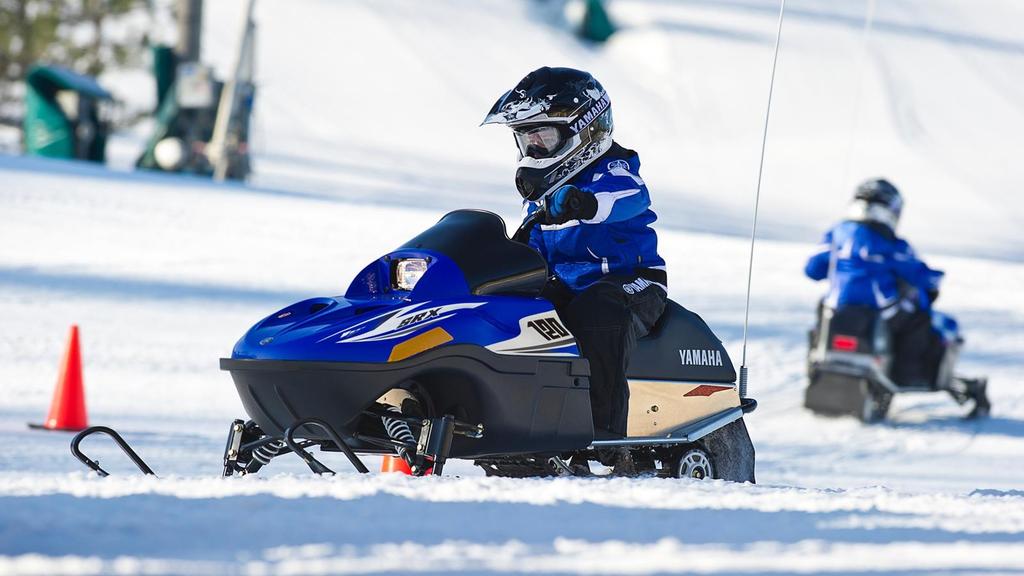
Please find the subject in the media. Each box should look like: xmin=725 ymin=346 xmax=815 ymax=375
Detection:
xmin=382 ymin=407 xmax=416 ymax=455
xmin=252 ymin=439 xmax=287 ymax=466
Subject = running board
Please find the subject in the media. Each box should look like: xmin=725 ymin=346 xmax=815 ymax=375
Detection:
xmin=813 ymin=362 xmax=907 ymax=394
xmin=814 ymin=362 xmax=940 ymax=395
xmin=588 ymin=406 xmax=744 ymax=448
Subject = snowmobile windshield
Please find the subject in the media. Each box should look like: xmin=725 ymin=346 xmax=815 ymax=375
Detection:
xmin=398 ymin=210 xmax=548 ymax=296
xmin=513 ymin=124 xmax=569 ymax=159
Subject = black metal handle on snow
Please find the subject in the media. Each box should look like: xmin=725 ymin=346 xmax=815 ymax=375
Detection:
xmin=70 ymin=426 xmax=156 ymax=477
xmin=284 ymin=417 xmax=369 ymax=475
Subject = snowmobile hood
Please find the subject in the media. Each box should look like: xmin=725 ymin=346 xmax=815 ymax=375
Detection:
xmin=229 ymin=211 xmax=569 ymax=363
xmin=230 ymin=293 xmax=573 ymax=363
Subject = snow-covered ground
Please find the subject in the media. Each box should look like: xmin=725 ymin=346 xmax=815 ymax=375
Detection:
xmin=2 ymin=1 xmax=1023 ymax=574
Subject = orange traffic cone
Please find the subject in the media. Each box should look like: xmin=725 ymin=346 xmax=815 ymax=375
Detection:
xmin=29 ymin=325 xmax=88 ymax=431
xmin=381 ymin=454 xmax=413 ymax=474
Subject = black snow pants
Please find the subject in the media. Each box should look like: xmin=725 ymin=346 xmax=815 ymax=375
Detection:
xmin=888 ymin=304 xmax=945 ymax=388
xmin=554 ymin=272 xmax=667 ymax=437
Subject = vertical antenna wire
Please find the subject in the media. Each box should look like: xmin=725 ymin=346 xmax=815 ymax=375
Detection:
xmin=839 ymin=0 xmax=880 ymax=192
xmin=828 ymin=0 xmax=878 ymax=302
xmin=838 ymin=0 xmax=879 ymax=197
xmin=739 ymin=0 xmax=787 ymax=398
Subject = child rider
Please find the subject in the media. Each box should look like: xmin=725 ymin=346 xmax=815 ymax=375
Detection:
xmin=482 ymin=67 xmax=668 ymax=444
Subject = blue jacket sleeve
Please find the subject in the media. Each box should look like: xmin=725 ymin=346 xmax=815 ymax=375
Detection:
xmin=576 ymin=158 xmax=650 ymax=224
xmin=805 ymin=230 xmax=833 ymax=281
xmin=888 ymin=239 xmax=943 ymax=295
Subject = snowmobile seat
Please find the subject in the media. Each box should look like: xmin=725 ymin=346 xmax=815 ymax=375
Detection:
xmin=626 ymin=300 xmax=736 ymax=384
xmin=821 ymin=305 xmax=885 ymax=354
xmin=399 ymin=210 xmax=548 ymax=296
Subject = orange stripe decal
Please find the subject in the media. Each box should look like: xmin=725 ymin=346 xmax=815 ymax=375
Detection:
xmin=683 ymin=385 xmax=732 ymax=397
xmin=388 ymin=327 xmax=453 ymax=362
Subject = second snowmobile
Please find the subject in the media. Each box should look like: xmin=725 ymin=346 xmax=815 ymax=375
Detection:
xmin=805 ymin=305 xmax=990 ymax=421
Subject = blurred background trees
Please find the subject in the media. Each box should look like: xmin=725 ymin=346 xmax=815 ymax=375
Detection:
xmin=0 ymin=0 xmax=148 ymax=125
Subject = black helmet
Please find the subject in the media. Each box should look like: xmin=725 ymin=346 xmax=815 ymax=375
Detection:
xmin=482 ymin=67 xmax=613 ymax=201
xmin=851 ymin=178 xmax=903 ymax=228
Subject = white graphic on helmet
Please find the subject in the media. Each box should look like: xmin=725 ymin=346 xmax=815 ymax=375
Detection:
xmin=497 ymin=95 xmax=551 ymax=124
xmin=547 ymin=137 xmax=612 ymax=185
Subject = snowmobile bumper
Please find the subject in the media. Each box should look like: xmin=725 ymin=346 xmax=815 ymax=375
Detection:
xmin=805 ymin=370 xmax=875 ymax=417
xmin=588 ymin=404 xmax=745 ymax=448
xmin=220 ymin=344 xmax=594 ymax=459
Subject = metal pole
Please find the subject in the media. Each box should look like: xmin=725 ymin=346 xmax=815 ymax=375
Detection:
xmin=209 ymin=0 xmax=256 ymax=181
xmin=176 ymin=0 xmax=203 ymax=62
xmin=739 ymin=0 xmax=787 ymax=399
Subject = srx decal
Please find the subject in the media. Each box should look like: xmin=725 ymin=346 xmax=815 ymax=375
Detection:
xmin=323 ymin=301 xmax=485 ymax=344
xmin=679 ymin=348 xmax=723 ymax=367
xmin=398 ymin=307 xmax=440 ymax=329
xmin=527 ymin=317 xmax=570 ymax=341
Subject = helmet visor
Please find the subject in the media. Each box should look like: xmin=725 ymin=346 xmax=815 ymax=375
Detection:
xmin=513 ymin=125 xmax=567 ymax=159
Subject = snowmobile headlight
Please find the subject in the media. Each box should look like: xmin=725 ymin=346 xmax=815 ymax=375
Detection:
xmin=394 ymin=258 xmax=428 ymax=291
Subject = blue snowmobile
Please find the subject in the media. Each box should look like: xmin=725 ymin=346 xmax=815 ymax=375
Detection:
xmin=219 ymin=209 xmax=757 ymax=479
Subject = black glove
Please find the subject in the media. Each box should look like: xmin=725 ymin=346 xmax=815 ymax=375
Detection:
xmin=543 ymin=185 xmax=598 ymax=225
xmin=927 ymin=288 xmax=940 ymax=304
xmin=540 ymin=275 xmax=574 ymax=309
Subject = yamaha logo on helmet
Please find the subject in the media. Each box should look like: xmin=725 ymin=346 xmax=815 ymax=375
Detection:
xmin=569 ymin=93 xmax=611 ymax=134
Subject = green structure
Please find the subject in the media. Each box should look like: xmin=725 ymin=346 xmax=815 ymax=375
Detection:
xmin=135 ymin=45 xmax=254 ymax=181
xmin=152 ymin=45 xmax=178 ymax=112
xmin=23 ymin=65 xmax=113 ymax=162
xmin=579 ymin=0 xmax=616 ymax=43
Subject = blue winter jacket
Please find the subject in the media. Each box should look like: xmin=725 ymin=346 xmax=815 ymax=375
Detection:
xmin=805 ymin=220 xmax=943 ymax=312
xmin=524 ymin=143 xmax=666 ymax=292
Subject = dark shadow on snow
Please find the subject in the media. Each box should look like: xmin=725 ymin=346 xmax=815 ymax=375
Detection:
xmin=971 ymin=488 xmax=1024 ymax=498
xmin=0 ymin=266 xmax=311 ymax=305
xmin=0 ymin=152 xmax=354 ymax=206
xmin=653 ymin=19 xmax=772 ymax=44
xmin=882 ymin=414 xmax=1024 ymax=440
xmin=0 ymin=492 xmax=1021 ymax=561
